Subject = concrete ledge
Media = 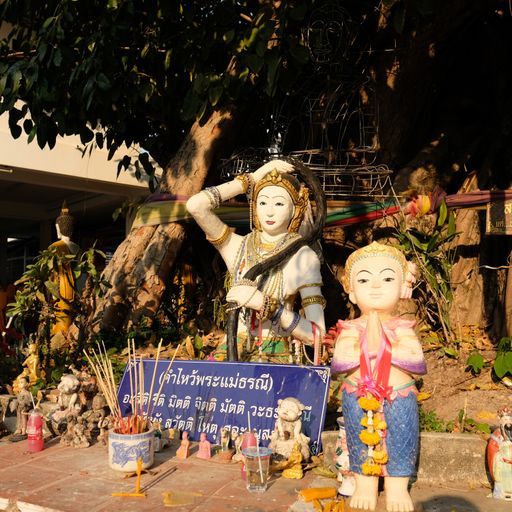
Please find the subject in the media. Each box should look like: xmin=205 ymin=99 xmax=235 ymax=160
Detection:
xmin=321 ymin=430 xmax=490 ymax=489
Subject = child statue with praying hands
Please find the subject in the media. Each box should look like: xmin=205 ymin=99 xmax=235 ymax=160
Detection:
xmin=331 ymin=242 xmax=426 ymax=512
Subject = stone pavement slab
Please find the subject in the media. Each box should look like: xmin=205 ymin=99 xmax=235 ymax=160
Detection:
xmin=0 ymin=438 xmax=320 ymax=512
xmin=1 ymin=438 xmax=510 ymax=512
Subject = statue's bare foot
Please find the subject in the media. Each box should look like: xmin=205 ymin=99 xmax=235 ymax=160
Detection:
xmin=385 ymin=476 xmax=414 ymax=511
xmin=350 ymin=474 xmax=378 ymax=510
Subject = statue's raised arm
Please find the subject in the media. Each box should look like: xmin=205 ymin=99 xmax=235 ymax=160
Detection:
xmin=186 ymin=159 xmax=326 ymax=364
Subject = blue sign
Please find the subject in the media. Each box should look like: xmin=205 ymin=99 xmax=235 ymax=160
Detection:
xmin=117 ymin=360 xmax=330 ymax=454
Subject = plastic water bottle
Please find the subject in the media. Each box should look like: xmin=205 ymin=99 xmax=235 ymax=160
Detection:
xmin=27 ymin=409 xmax=44 ymax=452
xmin=240 ymin=430 xmax=257 ymax=480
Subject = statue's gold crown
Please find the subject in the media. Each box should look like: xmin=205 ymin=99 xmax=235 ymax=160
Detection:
xmin=252 ymin=169 xmax=309 ymax=233
xmin=342 ymin=241 xmax=407 ymax=292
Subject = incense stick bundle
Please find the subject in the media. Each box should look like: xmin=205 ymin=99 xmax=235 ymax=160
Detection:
xmin=84 ymin=339 xmax=182 ymax=435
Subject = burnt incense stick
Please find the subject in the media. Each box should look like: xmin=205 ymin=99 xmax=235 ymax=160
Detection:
xmin=146 ymin=339 xmax=162 ymax=418
xmin=148 ymin=343 xmax=181 ymax=419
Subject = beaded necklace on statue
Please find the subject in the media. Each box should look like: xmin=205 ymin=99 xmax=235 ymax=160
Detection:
xmin=231 ymin=230 xmax=299 ymax=345
xmin=232 ymin=231 xmax=299 ymax=297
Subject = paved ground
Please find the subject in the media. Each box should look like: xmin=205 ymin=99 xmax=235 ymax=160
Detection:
xmin=0 ymin=438 xmax=510 ymax=512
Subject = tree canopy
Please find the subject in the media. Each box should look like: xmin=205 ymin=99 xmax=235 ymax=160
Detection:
xmin=0 ymin=0 xmax=314 ymax=187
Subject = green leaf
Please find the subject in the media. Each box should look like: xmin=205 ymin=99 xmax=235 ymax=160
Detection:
xmin=443 ymin=346 xmax=458 ymax=358
xmin=505 ymin=351 xmax=512 ymax=372
xmin=44 ymin=280 xmax=60 ymax=299
xmin=474 ymin=422 xmax=491 ymax=434
xmin=96 ymin=73 xmax=111 ymax=91
xmin=265 ymin=53 xmax=281 ymax=97
xmin=80 ymin=126 xmax=94 ymax=144
xmin=164 ymin=49 xmax=172 ymax=70
xmin=407 ymin=232 xmax=428 ymax=251
xmin=11 ymin=70 xmax=22 ymax=94
xmin=223 ymin=30 xmax=234 ymax=44
xmin=437 ymin=201 xmax=447 ymax=227
xmin=466 ymin=352 xmax=484 ymax=374
xmin=494 ymin=353 xmax=508 ymax=378
xmin=53 ymin=48 xmax=62 ymax=67
xmin=0 ymin=75 xmax=7 ymax=96
xmin=208 ymin=85 xmax=223 ymax=107
xmin=245 ymin=53 xmax=264 ymax=73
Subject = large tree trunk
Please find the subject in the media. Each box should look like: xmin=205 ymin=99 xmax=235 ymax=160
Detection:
xmin=93 ymin=107 xmax=236 ymax=332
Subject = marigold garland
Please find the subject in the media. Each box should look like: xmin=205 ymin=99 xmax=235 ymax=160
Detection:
xmin=358 ymin=396 xmax=380 ymax=411
xmin=359 ymin=392 xmax=388 ymax=476
xmin=372 ymin=449 xmax=388 ymax=464
xmin=361 ymin=460 xmax=381 ymax=476
xmin=359 ymin=430 xmax=380 ymax=445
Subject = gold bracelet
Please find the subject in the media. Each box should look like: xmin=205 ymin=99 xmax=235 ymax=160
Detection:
xmin=301 ymin=295 xmax=326 ymax=309
xmin=297 ymin=282 xmax=323 ymax=291
xmin=235 ymin=174 xmax=251 ymax=194
xmin=206 ymin=225 xmax=232 ymax=247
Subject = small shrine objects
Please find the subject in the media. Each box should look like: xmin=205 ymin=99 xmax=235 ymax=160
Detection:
xmin=231 ymin=431 xmax=244 ymax=463
xmin=83 ymin=339 xmax=179 ymax=471
xmin=217 ymin=427 xmax=234 ymax=462
xmin=269 ymin=397 xmax=310 ymax=461
xmin=335 ymin=417 xmax=356 ymax=496
xmin=196 ymin=432 xmax=212 ymax=459
xmin=281 ymin=441 xmax=304 ymax=480
xmin=487 ymin=406 xmax=512 ymax=500
xmin=11 ymin=376 xmax=33 ymax=440
xmin=176 ymin=431 xmax=190 ymax=459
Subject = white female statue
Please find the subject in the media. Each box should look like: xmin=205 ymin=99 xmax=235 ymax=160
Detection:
xmin=332 ymin=242 xmax=426 ymax=512
xmin=186 ymin=159 xmax=325 ymax=363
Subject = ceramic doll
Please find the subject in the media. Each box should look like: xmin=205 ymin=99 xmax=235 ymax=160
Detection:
xmin=176 ymin=431 xmax=190 ymax=459
xmin=335 ymin=417 xmax=356 ymax=497
xmin=186 ymin=159 xmax=325 ymax=363
xmin=13 ymin=377 xmax=32 ymax=437
xmin=331 ymin=242 xmax=426 ymax=512
xmin=196 ymin=432 xmax=212 ymax=459
xmin=487 ymin=406 xmax=512 ymax=500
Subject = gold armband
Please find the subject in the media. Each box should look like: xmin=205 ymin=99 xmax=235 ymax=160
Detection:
xmin=297 ymin=282 xmax=323 ymax=291
xmin=206 ymin=225 xmax=232 ymax=247
xmin=235 ymin=174 xmax=252 ymax=194
xmin=301 ymin=295 xmax=326 ymax=309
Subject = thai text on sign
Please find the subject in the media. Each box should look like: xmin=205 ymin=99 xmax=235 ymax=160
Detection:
xmin=117 ymin=360 xmax=330 ymax=454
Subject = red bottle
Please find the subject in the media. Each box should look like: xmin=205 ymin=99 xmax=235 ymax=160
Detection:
xmin=27 ymin=409 xmax=44 ymax=452
xmin=240 ymin=430 xmax=257 ymax=480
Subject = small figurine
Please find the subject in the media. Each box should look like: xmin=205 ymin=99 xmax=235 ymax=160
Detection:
xmin=13 ymin=341 xmax=41 ymax=394
xmin=282 ymin=441 xmax=304 ymax=479
xmin=60 ymin=414 xmax=76 ymax=447
xmin=269 ymin=397 xmax=310 ymax=461
xmin=69 ymin=364 xmax=98 ymax=407
xmin=196 ymin=432 xmax=212 ymax=459
xmin=176 ymin=431 xmax=190 ymax=459
xmin=81 ymin=393 xmax=107 ymax=442
xmin=153 ymin=421 xmax=172 ymax=452
xmin=52 ymin=374 xmax=82 ymax=426
xmin=12 ymin=377 xmax=32 ymax=438
xmin=335 ymin=417 xmax=356 ymax=497
xmin=231 ymin=431 xmax=244 ymax=463
xmin=72 ymin=416 xmax=90 ymax=448
xmin=487 ymin=406 xmax=512 ymax=500
xmin=216 ymin=427 xmax=234 ymax=462
xmin=98 ymin=415 xmax=113 ymax=446
xmin=331 ymin=242 xmax=425 ymax=512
